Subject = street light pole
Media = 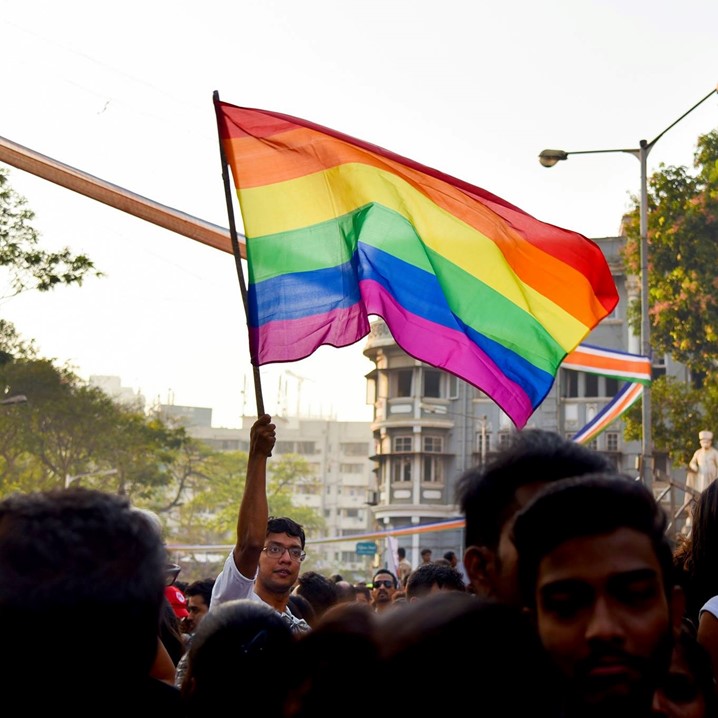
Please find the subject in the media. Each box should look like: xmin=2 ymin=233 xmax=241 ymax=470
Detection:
xmin=538 ymin=85 xmax=717 ymax=493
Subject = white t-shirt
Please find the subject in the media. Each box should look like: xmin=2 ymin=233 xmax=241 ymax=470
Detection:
xmin=211 ymin=550 xmax=310 ymax=634
xmin=699 ymin=594 xmax=718 ymax=620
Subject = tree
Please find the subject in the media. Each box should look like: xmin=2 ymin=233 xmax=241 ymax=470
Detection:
xmin=622 ymin=129 xmax=718 ymax=465
xmin=0 ymin=167 xmax=100 ymax=298
xmin=0 ymin=167 xmax=102 ymax=355
xmin=622 ymin=130 xmax=718 ymax=374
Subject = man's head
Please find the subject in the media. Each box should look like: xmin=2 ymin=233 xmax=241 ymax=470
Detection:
xmin=512 ymin=473 xmax=683 ymax=718
xmin=184 ymin=578 xmax=216 ymax=634
xmin=456 ymin=429 xmax=613 ymax=604
xmin=420 ymin=548 xmax=432 ymax=564
xmin=371 ymin=569 xmax=398 ymax=612
xmin=0 ymin=488 xmax=167 ymax=695
xmin=397 ymin=546 xmax=406 ymax=560
xmin=258 ymin=516 xmax=306 ymax=594
xmin=443 ymin=550 xmax=458 ymax=568
xmin=405 ymin=561 xmax=466 ymax=601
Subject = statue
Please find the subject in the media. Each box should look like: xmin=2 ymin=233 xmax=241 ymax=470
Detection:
xmin=687 ymin=430 xmax=718 ymax=493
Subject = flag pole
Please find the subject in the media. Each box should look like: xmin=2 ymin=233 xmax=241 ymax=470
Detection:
xmin=212 ymin=90 xmax=265 ymax=419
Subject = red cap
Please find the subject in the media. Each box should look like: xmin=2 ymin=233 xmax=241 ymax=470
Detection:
xmin=164 ymin=585 xmax=189 ymax=618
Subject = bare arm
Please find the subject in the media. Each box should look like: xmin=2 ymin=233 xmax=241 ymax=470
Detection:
xmin=232 ymin=413 xmax=276 ymax=578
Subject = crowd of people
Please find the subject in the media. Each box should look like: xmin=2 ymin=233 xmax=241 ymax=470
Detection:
xmin=2 ymin=412 xmax=718 ymax=717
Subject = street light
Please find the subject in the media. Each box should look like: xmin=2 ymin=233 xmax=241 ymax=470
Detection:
xmin=539 ymin=85 xmax=718 ymax=493
xmin=65 ymin=468 xmax=118 ymax=489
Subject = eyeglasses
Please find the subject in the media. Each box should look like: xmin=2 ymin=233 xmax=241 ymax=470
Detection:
xmin=373 ymin=579 xmax=394 ymax=589
xmin=262 ymin=542 xmax=306 ymax=562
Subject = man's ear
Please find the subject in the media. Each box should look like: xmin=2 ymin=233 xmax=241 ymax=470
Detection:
xmin=463 ymin=545 xmax=496 ymax=599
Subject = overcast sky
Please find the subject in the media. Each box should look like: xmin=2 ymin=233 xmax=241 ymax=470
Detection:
xmin=2 ymin=0 xmax=717 ymax=427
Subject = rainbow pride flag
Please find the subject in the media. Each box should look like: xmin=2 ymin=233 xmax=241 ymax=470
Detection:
xmin=215 ymin=100 xmax=619 ymax=428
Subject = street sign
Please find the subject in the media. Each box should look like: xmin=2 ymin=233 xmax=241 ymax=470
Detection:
xmin=355 ymin=540 xmax=378 ymax=556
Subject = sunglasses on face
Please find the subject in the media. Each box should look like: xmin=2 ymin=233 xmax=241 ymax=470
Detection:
xmin=373 ymin=579 xmax=394 ymax=589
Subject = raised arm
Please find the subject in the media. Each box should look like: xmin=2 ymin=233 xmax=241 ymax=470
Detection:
xmin=232 ymin=413 xmax=276 ymax=578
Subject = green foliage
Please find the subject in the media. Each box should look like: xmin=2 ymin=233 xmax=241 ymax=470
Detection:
xmin=0 ymin=167 xmax=101 ymax=299
xmin=621 ymin=129 xmax=718 ymax=465
xmin=622 ymin=130 xmax=718 ymax=374
xmin=623 ymin=376 xmax=707 ymax=467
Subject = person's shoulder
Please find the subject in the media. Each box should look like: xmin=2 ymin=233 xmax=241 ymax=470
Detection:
xmin=700 ymin=595 xmax=718 ymax=618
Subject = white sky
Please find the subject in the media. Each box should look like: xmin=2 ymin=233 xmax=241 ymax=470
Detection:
xmin=1 ymin=0 xmax=717 ymax=427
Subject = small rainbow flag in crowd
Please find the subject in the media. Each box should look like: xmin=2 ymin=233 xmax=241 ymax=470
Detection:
xmin=214 ymin=99 xmax=618 ymax=428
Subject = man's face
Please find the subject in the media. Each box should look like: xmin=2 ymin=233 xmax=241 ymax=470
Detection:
xmin=533 ymin=527 xmax=678 ymax=715
xmin=183 ymin=594 xmax=210 ymax=633
xmin=371 ymin=573 xmax=396 ymax=610
xmin=257 ymin=531 xmax=304 ymax=593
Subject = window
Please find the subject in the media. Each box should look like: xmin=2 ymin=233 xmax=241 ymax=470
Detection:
xmin=422 ymin=455 xmax=442 ymax=483
xmin=341 ymin=442 xmax=369 ymax=456
xmin=394 ymin=436 xmax=412 ymax=452
xmin=296 ymin=441 xmax=316 ymax=454
xmin=423 ymin=370 xmax=442 ymax=398
xmin=392 ymin=457 xmax=412 ymax=482
xmin=343 ymin=508 xmax=360 ymax=519
xmin=605 ymin=377 xmax=619 ymax=396
xmin=562 ymin=370 xmax=579 ymax=398
xmin=585 ymin=374 xmax=599 ymax=398
xmin=423 ymin=436 xmax=442 ymax=453
xmin=394 ymin=369 xmax=413 ymax=397
xmin=606 ymin=432 xmax=619 ymax=452
xmin=476 ymin=432 xmax=491 ymax=454
xmin=586 ymin=438 xmax=598 ymax=450
xmin=498 ymin=433 xmax=513 ymax=450
xmin=340 ymin=463 xmax=364 ymax=474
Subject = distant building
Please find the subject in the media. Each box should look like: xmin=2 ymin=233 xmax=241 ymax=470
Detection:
xmin=188 ymin=415 xmax=376 ymax=578
xmin=89 ymin=375 xmax=145 ymax=409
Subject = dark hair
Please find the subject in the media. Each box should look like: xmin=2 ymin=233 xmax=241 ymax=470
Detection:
xmin=0 ymin=488 xmax=168 ymax=699
xmin=512 ymin=473 xmax=673 ymax=608
xmin=372 ymin=569 xmax=398 ymax=588
xmin=443 ymin=550 xmax=456 ymax=562
xmin=456 ymin=429 xmax=613 ymax=549
xmin=288 ymin=593 xmax=317 ymax=627
xmin=397 ymin=547 xmax=406 ymax=559
xmin=267 ymin=515 xmax=306 ymax=548
xmin=160 ymin=597 xmax=187 ymax=665
xmin=354 ymin=584 xmax=372 ymax=602
xmin=185 ymin=578 xmax=215 ymax=607
xmin=421 ymin=548 xmax=432 ymax=556
xmin=181 ymin=599 xmax=294 ymax=710
xmin=681 ymin=481 xmax=718 ymax=624
xmin=294 ymin=571 xmax=339 ymax=619
xmin=405 ymin=562 xmax=466 ymax=600
xmin=375 ymin=592 xmax=558 ymax=717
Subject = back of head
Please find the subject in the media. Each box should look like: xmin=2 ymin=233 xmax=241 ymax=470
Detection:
xmin=375 ymin=592 xmax=557 ymax=717
xmin=284 ymin=601 xmax=380 ymax=718
xmin=182 ymin=598 xmax=294 ymax=710
xmin=0 ymin=488 xmax=167 ymax=698
xmin=457 ymin=429 xmax=613 ymax=549
xmin=294 ymin=570 xmax=339 ymax=619
xmin=512 ymin=473 xmax=672 ymax=608
xmin=405 ymin=561 xmax=466 ymax=600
